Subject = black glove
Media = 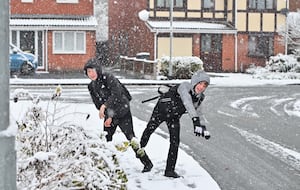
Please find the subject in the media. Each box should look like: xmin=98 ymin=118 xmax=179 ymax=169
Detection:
xmin=192 ymin=117 xmax=211 ymax=140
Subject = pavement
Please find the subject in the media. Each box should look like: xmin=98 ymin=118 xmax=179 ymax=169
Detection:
xmin=10 ymin=66 xmax=182 ymax=86
xmin=10 ymin=66 xmax=140 ymax=80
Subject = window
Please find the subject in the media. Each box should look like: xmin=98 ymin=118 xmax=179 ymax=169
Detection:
xmin=56 ymin=0 xmax=79 ymax=3
xmin=53 ymin=31 xmax=85 ymax=54
xmin=21 ymin=0 xmax=33 ymax=3
xmin=249 ymin=0 xmax=274 ymax=10
xmin=248 ymin=34 xmax=274 ymax=57
xmin=201 ymin=34 xmax=222 ymax=53
xmin=203 ymin=0 xmax=214 ymax=9
xmin=156 ymin=0 xmax=184 ymax=8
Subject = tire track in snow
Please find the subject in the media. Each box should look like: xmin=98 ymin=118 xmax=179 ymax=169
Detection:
xmin=230 ymin=96 xmax=273 ymax=118
xmin=284 ymin=99 xmax=300 ymax=118
xmin=269 ymin=98 xmax=295 ymax=116
xmin=227 ymin=124 xmax=300 ymax=171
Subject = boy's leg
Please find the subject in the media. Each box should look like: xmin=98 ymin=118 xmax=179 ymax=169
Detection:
xmin=140 ymin=105 xmax=163 ymax=148
xmin=104 ymin=119 xmax=117 ymax=142
xmin=118 ymin=111 xmax=153 ymax=172
xmin=117 ymin=111 xmax=135 ymax=140
xmin=165 ymin=119 xmax=181 ymax=178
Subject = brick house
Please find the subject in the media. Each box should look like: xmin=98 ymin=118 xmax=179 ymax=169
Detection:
xmin=10 ymin=0 xmax=97 ymax=72
xmin=108 ymin=0 xmax=292 ymax=73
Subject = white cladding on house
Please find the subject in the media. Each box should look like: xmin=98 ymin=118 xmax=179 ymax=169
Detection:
xmin=10 ymin=16 xmax=98 ymax=30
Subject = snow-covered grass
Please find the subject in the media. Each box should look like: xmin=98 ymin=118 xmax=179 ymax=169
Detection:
xmin=9 ymin=87 xmax=220 ymax=190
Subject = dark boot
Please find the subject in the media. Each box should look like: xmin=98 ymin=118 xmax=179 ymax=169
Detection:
xmin=105 ymin=134 xmax=112 ymax=142
xmin=164 ymin=170 xmax=180 ymax=178
xmin=139 ymin=154 xmax=153 ymax=173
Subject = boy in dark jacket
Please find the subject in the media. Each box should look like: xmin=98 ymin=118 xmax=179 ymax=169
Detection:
xmin=140 ymin=70 xmax=211 ymax=178
xmin=84 ymin=57 xmax=153 ymax=172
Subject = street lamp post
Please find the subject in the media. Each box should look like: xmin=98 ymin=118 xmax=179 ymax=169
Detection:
xmin=169 ymin=0 xmax=173 ymax=78
xmin=0 ymin=0 xmax=16 ymax=189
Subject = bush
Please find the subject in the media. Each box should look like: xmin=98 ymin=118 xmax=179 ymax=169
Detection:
xmin=159 ymin=56 xmax=204 ymax=79
xmin=13 ymin=86 xmax=128 ymax=190
xmin=266 ymin=53 xmax=300 ymax=73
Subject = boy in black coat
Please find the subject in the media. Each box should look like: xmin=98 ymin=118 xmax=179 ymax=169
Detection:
xmin=140 ymin=70 xmax=211 ymax=178
xmin=84 ymin=57 xmax=153 ymax=172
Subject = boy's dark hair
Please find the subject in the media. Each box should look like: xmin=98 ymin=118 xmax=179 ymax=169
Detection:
xmin=84 ymin=57 xmax=102 ymax=76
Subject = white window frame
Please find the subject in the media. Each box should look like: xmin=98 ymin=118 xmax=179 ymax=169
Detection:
xmin=21 ymin=0 xmax=33 ymax=3
xmin=156 ymin=0 xmax=184 ymax=8
xmin=56 ymin=0 xmax=79 ymax=3
xmin=53 ymin=31 xmax=86 ymax=54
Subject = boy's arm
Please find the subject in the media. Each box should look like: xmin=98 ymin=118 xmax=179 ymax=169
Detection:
xmin=177 ymin=82 xmax=198 ymax=118
xmin=88 ymin=83 xmax=102 ymax=110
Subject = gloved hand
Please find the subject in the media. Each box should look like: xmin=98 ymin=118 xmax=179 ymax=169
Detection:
xmin=192 ymin=117 xmax=211 ymax=140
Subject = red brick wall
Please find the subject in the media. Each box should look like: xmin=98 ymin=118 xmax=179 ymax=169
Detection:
xmin=222 ymin=34 xmax=235 ymax=72
xmin=236 ymin=34 xmax=286 ymax=71
xmin=192 ymin=34 xmax=201 ymax=57
xmin=289 ymin=0 xmax=300 ymax=11
xmin=237 ymin=34 xmax=265 ymax=71
xmin=47 ymin=31 xmax=96 ymax=72
xmin=108 ymin=0 xmax=154 ymax=61
xmin=274 ymin=34 xmax=285 ymax=55
xmin=10 ymin=0 xmax=93 ymax=16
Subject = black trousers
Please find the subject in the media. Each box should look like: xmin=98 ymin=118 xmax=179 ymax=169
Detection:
xmin=104 ymin=110 xmax=152 ymax=166
xmin=104 ymin=110 xmax=135 ymax=142
xmin=140 ymin=103 xmax=181 ymax=172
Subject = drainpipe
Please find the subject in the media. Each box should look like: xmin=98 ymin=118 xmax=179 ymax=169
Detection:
xmin=45 ymin=29 xmax=48 ymax=72
xmin=154 ymin=32 xmax=158 ymax=60
xmin=234 ymin=0 xmax=238 ymax=72
xmin=154 ymin=31 xmax=158 ymax=78
xmin=285 ymin=0 xmax=289 ymax=55
xmin=0 ymin=0 xmax=16 ymax=189
xmin=169 ymin=0 xmax=174 ymax=78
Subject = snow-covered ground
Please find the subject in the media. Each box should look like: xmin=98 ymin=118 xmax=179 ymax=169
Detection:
xmin=9 ymin=71 xmax=300 ymax=86
xmin=5 ymin=72 xmax=300 ymax=189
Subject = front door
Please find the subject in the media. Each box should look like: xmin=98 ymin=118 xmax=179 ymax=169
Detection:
xmin=11 ymin=30 xmax=45 ymax=70
xmin=200 ymin=34 xmax=222 ymax=72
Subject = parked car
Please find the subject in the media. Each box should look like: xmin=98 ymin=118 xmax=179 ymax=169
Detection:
xmin=10 ymin=43 xmax=38 ymax=75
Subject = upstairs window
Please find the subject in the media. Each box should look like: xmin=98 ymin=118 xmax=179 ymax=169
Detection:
xmin=156 ymin=0 xmax=184 ymax=8
xmin=248 ymin=34 xmax=274 ymax=57
xmin=21 ymin=0 xmax=33 ymax=3
xmin=249 ymin=0 xmax=274 ymax=10
xmin=56 ymin=0 xmax=79 ymax=3
xmin=203 ymin=0 xmax=214 ymax=9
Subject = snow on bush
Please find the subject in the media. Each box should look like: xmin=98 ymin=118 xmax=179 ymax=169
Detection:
xmin=14 ymin=86 xmax=127 ymax=190
xmin=266 ymin=54 xmax=300 ymax=73
xmin=246 ymin=53 xmax=300 ymax=79
xmin=159 ymin=56 xmax=204 ymax=79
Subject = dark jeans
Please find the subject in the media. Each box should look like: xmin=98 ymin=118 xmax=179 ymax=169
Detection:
xmin=104 ymin=110 xmax=135 ymax=142
xmin=104 ymin=111 xmax=152 ymax=167
xmin=140 ymin=103 xmax=181 ymax=172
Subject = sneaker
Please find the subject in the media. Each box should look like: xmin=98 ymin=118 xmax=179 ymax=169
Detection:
xmin=164 ymin=170 xmax=180 ymax=178
xmin=142 ymin=162 xmax=153 ymax=173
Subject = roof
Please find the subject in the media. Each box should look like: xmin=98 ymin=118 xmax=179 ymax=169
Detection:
xmin=10 ymin=16 xmax=97 ymax=30
xmin=146 ymin=20 xmax=236 ymax=34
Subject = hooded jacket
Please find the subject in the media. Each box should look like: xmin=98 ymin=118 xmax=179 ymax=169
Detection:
xmin=84 ymin=58 xmax=131 ymax=118
xmin=177 ymin=70 xmax=210 ymax=118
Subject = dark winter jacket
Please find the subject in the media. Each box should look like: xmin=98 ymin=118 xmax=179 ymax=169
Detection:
xmin=157 ymin=70 xmax=209 ymax=119
xmin=84 ymin=58 xmax=132 ymax=119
